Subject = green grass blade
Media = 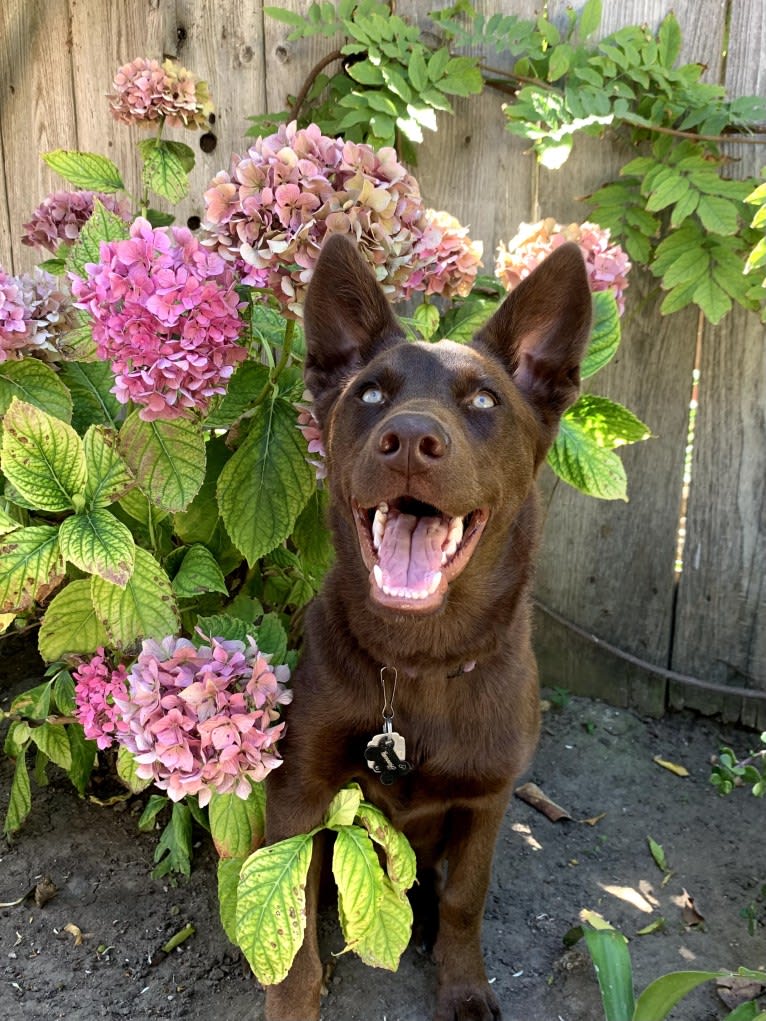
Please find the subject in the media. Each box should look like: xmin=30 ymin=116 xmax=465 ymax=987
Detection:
xmin=583 ymin=926 xmax=635 ymax=1021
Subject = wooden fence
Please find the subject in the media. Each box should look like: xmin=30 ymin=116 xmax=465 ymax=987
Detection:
xmin=1 ymin=0 xmax=764 ymax=725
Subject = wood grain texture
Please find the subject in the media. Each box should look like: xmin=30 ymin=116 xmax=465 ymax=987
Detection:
xmin=725 ymin=0 xmax=766 ymax=179
xmin=0 ymin=0 xmax=78 ymax=273
xmin=670 ymin=308 xmax=766 ymax=716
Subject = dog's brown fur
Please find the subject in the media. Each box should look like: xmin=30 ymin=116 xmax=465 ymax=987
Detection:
xmin=265 ymin=234 xmax=592 ymax=1020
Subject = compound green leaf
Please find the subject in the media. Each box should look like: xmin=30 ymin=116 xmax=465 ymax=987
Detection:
xmin=91 ymin=546 xmax=179 ymax=649
xmin=696 ymin=195 xmax=740 ymax=236
xmin=119 ymin=412 xmax=206 ymax=513
xmin=58 ymin=509 xmax=135 ymax=586
xmin=0 ymin=359 xmax=73 ymax=421
xmin=236 ymin=833 xmax=314 ymax=985
xmin=2 ymin=399 xmax=86 ymax=511
xmin=693 ymin=275 xmax=732 ymax=324
xmin=0 ymin=526 xmax=64 ymax=614
xmin=218 ymin=397 xmax=314 ymax=566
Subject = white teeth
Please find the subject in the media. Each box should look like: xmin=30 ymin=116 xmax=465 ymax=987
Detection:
xmin=372 ymin=504 xmax=388 ymax=550
xmin=373 ymin=564 xmax=383 ymax=588
xmin=441 ymin=517 xmax=464 ymax=563
xmin=429 ymin=570 xmax=442 ymax=594
xmin=373 ymin=571 xmax=442 ymax=601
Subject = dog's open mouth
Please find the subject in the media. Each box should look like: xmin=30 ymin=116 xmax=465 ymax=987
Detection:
xmin=352 ymin=497 xmax=488 ymax=612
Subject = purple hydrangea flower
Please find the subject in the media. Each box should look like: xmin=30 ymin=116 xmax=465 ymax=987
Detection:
xmin=0 ymin=269 xmax=30 ymax=362
xmin=22 ymin=191 xmax=132 ymax=254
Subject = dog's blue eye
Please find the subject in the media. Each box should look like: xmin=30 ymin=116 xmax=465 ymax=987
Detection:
xmin=471 ymin=391 xmax=497 ymax=409
xmin=361 ymin=386 xmax=384 ymax=405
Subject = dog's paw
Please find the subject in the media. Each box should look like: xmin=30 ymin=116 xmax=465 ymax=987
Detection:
xmin=434 ymin=983 xmax=502 ymax=1021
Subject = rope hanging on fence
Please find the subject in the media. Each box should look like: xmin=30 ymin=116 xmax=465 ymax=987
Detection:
xmin=534 ymin=599 xmax=766 ymax=705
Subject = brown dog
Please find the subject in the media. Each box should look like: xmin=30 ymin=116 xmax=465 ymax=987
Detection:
xmin=264 ymin=234 xmax=592 ymax=1020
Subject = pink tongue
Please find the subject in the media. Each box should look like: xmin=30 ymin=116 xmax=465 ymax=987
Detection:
xmin=377 ymin=511 xmax=448 ymax=593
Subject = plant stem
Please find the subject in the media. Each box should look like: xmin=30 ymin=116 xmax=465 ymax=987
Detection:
xmin=290 ymin=49 xmax=344 ymax=121
xmin=251 ymin=317 xmax=297 ymax=409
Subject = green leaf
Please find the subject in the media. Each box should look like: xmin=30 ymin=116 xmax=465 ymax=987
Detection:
xmin=209 ymin=785 xmax=266 ymax=859
xmin=696 ymin=195 xmax=740 ymax=235
xmin=58 ymin=361 xmax=121 ymax=433
xmin=548 ymin=43 xmax=574 ymax=81
xmin=116 ymin=745 xmax=152 ymax=794
xmin=693 ymin=275 xmax=731 ymax=324
xmin=12 ymin=682 xmax=53 ymax=722
xmin=42 ymin=149 xmax=124 ymax=192
xmin=38 ymin=580 xmax=109 ymax=661
xmin=583 ymin=926 xmax=636 ymax=1021
xmin=4 ymin=752 xmax=32 ymax=837
xmin=355 ymin=801 xmax=417 ymax=893
xmin=171 ymin=544 xmax=228 ymax=597
xmin=138 ymin=138 xmax=193 ymax=203
xmin=438 ymin=57 xmax=483 ymax=97
xmin=0 ymin=359 xmax=73 ymax=421
xmin=0 ymin=526 xmax=64 ymax=614
xmin=347 ymin=61 xmax=385 ymax=87
xmin=409 ymin=46 xmax=428 ymax=92
xmin=0 ymin=504 xmax=21 ymax=537
xmin=352 ymin=876 xmax=413 ymax=971
xmin=440 ymin=297 xmax=499 ymax=344
xmin=579 ymin=0 xmax=602 ymax=40
xmin=634 ymin=970 xmax=735 ymax=1021
xmin=264 ymin=6 xmax=306 ymax=27
xmin=138 ymin=793 xmax=169 ymax=831
xmin=548 ymin=420 xmax=628 ymax=501
xmin=4 ymin=720 xmax=31 ymax=757
xmin=153 ymin=802 xmax=193 ymax=878
xmin=647 ymin=835 xmax=669 ymax=872
xmin=324 ymin=784 xmax=363 ymax=829
xmin=218 ymin=397 xmax=315 ymax=566
xmin=333 ymin=824 xmax=383 ymax=949
xmin=218 ymin=857 xmax=245 ymax=944
xmin=255 ymin=612 xmax=288 ymax=664
xmin=582 ymin=292 xmax=621 ymax=379
xmin=413 ymin=302 xmax=441 ymax=341
xmin=292 ymin=487 xmax=333 ymax=582
xmin=236 ymin=833 xmax=314 ymax=984
xmin=204 ymin=363 xmax=271 ymax=429
xmin=51 ymin=669 xmax=77 ymax=715
xmin=380 ymin=64 xmax=412 ymax=102
xmin=195 ymin=613 xmax=256 ymax=645
xmin=657 ymin=12 xmax=682 ymax=67
xmin=2 ymin=399 xmax=86 ymax=511
xmin=91 ymin=547 xmax=179 ymax=649
xmin=67 ymin=725 xmax=96 ymax=795
xmin=119 ymin=412 xmax=206 ymax=513
xmin=30 ymin=721 xmax=72 ymax=771
xmin=83 ymin=426 xmax=135 ymax=508
xmin=58 ymin=509 xmax=136 ymax=586
xmin=566 ymin=395 xmax=651 ymax=450
xmin=646 ymin=174 xmax=690 ymax=212
xmin=67 ymin=199 xmax=131 ymax=279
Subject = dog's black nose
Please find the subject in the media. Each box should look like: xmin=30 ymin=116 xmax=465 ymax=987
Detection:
xmin=376 ymin=413 xmax=448 ymax=473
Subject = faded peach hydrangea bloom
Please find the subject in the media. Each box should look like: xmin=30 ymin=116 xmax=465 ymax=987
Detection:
xmin=108 ymin=57 xmax=213 ymax=129
xmin=496 ymin=218 xmax=631 ymax=313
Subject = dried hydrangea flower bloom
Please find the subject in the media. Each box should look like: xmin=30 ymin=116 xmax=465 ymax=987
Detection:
xmin=295 ymin=397 xmax=327 ymax=481
xmin=17 ymin=269 xmax=80 ymax=359
xmin=402 ymin=208 xmax=484 ymax=300
xmin=496 ymin=217 xmax=631 ymax=313
xmin=108 ymin=57 xmax=213 ymax=129
xmin=22 ymin=191 xmax=132 ymax=254
xmin=70 ymin=217 xmax=247 ymax=421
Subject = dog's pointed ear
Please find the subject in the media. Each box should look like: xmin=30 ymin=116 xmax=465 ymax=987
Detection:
xmin=473 ymin=242 xmax=592 ymax=426
xmin=303 ymin=234 xmax=405 ymax=414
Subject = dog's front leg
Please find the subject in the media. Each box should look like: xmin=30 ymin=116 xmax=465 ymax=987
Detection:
xmin=433 ymin=791 xmax=510 ymax=1021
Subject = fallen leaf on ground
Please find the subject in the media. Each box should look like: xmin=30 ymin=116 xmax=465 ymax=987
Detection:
xmin=677 ymin=888 xmax=705 ymax=928
xmin=34 ymin=877 xmax=58 ymax=908
xmin=580 ymin=813 xmax=607 ymax=826
xmin=64 ymin=923 xmax=83 ymax=945
xmin=515 ymin=782 xmax=572 ymax=822
xmin=647 ymin=835 xmax=669 ymax=872
xmin=635 ymin=918 xmax=666 ymax=936
xmin=716 ymin=975 xmax=766 ymax=1010
xmin=653 ymin=755 xmax=689 ymax=777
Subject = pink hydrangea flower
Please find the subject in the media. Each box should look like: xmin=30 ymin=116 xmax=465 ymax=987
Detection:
xmin=403 ymin=209 xmax=484 ymax=300
xmin=22 ymin=191 xmax=132 ymax=254
xmin=295 ymin=398 xmax=327 ymax=481
xmin=0 ymin=269 xmax=30 ymax=361
xmin=112 ymin=635 xmax=292 ymax=806
xmin=496 ymin=218 xmax=631 ymax=314
xmin=73 ymin=649 xmax=130 ymax=750
xmin=17 ymin=269 xmax=80 ymax=359
xmin=70 ymin=217 xmax=247 ymax=420
xmin=108 ymin=57 xmax=213 ymax=130
xmin=201 ymin=121 xmax=427 ymax=315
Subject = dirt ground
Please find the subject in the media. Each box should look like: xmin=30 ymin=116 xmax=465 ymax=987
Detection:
xmin=1 ymin=636 xmax=765 ymax=1021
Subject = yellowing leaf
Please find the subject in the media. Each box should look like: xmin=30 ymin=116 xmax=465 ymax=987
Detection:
xmin=653 ymin=756 xmax=689 ymax=777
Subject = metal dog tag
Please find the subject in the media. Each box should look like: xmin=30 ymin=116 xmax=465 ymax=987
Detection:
xmin=365 ymin=729 xmax=412 ymax=785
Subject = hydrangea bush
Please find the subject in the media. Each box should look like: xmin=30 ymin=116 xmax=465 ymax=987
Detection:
xmin=0 ymin=54 xmax=642 ymax=887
